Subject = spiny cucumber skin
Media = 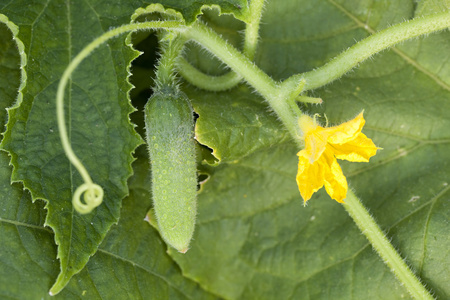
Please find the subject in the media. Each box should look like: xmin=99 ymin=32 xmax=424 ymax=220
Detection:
xmin=144 ymin=87 xmax=197 ymax=253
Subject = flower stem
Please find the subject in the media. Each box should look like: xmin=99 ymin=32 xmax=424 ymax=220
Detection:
xmin=300 ymin=12 xmax=450 ymax=91
xmin=344 ymin=190 xmax=435 ymax=300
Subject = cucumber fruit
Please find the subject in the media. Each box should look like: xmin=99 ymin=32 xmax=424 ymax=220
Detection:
xmin=144 ymin=85 xmax=197 ymax=253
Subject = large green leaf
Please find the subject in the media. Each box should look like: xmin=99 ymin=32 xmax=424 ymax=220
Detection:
xmin=0 ymin=144 xmax=218 ymax=299
xmin=415 ymin=0 xmax=450 ymax=15
xmin=139 ymin=0 xmax=250 ymax=23
xmin=0 ymin=151 xmax=59 ymax=299
xmin=0 ymin=1 xmax=144 ymax=292
xmin=0 ymin=18 xmax=59 ymax=299
xmin=0 ymin=18 xmax=21 ymax=130
xmin=0 ymin=0 xmax=248 ymax=294
xmin=166 ymin=1 xmax=450 ymax=299
xmin=0 ymin=30 xmax=216 ymax=295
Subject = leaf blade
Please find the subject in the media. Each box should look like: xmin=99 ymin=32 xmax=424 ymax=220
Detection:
xmin=169 ymin=1 xmax=450 ymax=299
xmin=0 ymin=1 xmax=143 ymax=293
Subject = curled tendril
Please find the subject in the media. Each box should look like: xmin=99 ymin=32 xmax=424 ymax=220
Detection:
xmin=72 ymin=183 xmax=104 ymax=214
xmin=56 ymin=21 xmax=184 ymax=214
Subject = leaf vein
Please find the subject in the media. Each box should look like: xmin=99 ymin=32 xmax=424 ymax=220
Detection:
xmin=0 ymin=216 xmax=53 ymax=232
xmin=85 ymin=262 xmax=103 ymax=299
xmin=417 ymin=185 xmax=450 ymax=273
xmin=261 ymin=24 xmax=360 ymax=44
xmin=197 ymin=193 xmax=298 ymax=226
xmin=96 ymin=248 xmax=196 ymax=300
xmin=327 ymin=0 xmax=450 ymax=91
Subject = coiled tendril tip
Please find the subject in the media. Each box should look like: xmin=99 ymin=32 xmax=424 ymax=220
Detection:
xmin=72 ymin=183 xmax=104 ymax=214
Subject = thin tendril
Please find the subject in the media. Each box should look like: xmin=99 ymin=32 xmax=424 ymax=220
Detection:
xmin=56 ymin=20 xmax=184 ymax=214
xmin=313 ymin=113 xmax=321 ymax=126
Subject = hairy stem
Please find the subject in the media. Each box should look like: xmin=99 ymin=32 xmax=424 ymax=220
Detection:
xmin=56 ymin=20 xmax=184 ymax=215
xmin=183 ymin=23 xmax=276 ymax=99
xmin=344 ymin=191 xmax=435 ymax=300
xmin=300 ymin=12 xmax=450 ymax=91
xmin=178 ymin=0 xmax=266 ymax=91
xmin=243 ymin=0 xmax=266 ymax=61
xmin=155 ymin=33 xmax=186 ymax=88
xmin=177 ymin=57 xmax=242 ymax=91
xmin=183 ymin=22 xmax=303 ymax=144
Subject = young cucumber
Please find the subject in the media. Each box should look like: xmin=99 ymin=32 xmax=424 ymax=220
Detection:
xmin=144 ymin=85 xmax=197 ymax=253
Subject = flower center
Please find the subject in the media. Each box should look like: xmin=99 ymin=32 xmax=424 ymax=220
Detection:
xmin=298 ymin=114 xmax=317 ymax=137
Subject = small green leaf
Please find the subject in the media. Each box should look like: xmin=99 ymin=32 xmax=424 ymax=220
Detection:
xmin=189 ymin=84 xmax=291 ymax=162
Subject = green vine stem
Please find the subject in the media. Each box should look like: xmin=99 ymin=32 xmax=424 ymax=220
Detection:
xmin=56 ymin=20 xmax=184 ymax=215
xmin=183 ymin=21 xmax=274 ymax=98
xmin=299 ymin=11 xmax=450 ymax=91
xmin=155 ymin=32 xmax=186 ymax=88
xmin=183 ymin=21 xmax=304 ymax=144
xmin=344 ymin=191 xmax=435 ymax=300
xmin=243 ymin=0 xmax=266 ymax=61
xmin=177 ymin=0 xmax=266 ymax=91
xmin=177 ymin=57 xmax=243 ymax=91
xmin=183 ymin=12 xmax=450 ymax=143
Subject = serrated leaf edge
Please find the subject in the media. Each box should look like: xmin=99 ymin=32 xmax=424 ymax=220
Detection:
xmin=0 ymin=13 xmax=27 ymax=148
xmin=49 ymin=18 xmax=147 ymax=295
xmin=132 ymin=2 xmax=250 ymax=25
xmin=0 ymin=10 xmax=146 ymax=295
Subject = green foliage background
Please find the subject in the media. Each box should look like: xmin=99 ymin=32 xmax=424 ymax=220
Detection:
xmin=0 ymin=0 xmax=449 ymax=299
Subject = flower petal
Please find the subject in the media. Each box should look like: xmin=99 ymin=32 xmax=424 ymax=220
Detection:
xmin=322 ymin=150 xmax=348 ymax=203
xmin=326 ymin=112 xmax=365 ymax=145
xmin=304 ymin=128 xmax=328 ymax=163
xmin=296 ymin=151 xmax=325 ymax=203
xmin=330 ymin=132 xmax=379 ymax=162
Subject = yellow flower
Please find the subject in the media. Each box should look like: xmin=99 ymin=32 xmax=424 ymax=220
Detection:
xmin=296 ymin=111 xmax=379 ymax=204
